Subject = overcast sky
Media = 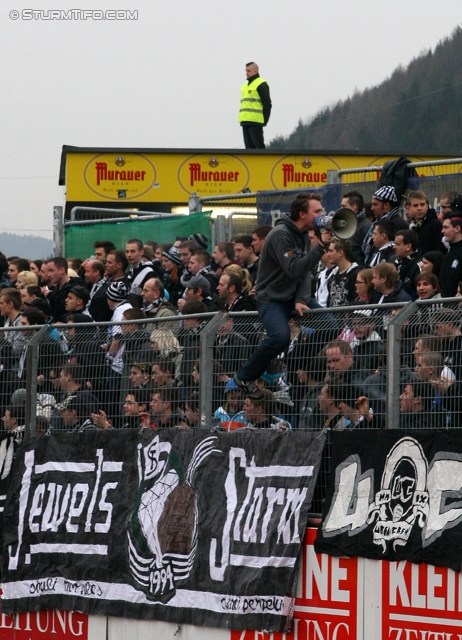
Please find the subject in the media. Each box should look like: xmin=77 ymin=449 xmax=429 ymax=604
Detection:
xmin=1 ymin=0 xmax=461 ymax=239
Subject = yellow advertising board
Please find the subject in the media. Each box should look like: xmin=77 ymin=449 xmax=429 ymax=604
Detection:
xmin=62 ymin=147 xmax=452 ymax=204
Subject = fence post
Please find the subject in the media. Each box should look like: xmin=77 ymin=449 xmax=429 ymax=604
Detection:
xmin=385 ymin=302 xmax=417 ymax=429
xmin=327 ymin=170 xmax=340 ymax=185
xmin=189 ymin=192 xmax=201 ymax=213
xmin=199 ymin=312 xmax=223 ymax=429
xmin=53 ymin=206 xmax=64 ymax=257
xmin=214 ymin=215 xmax=226 ymax=243
xmin=25 ymin=325 xmax=52 ymax=439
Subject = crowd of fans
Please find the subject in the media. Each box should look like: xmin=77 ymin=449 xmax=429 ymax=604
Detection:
xmin=1 ymin=185 xmax=462 ymax=443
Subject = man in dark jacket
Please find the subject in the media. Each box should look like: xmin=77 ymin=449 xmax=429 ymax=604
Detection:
xmin=234 ymin=193 xmax=330 ymax=399
xmin=46 ymin=257 xmax=84 ymax=323
xmin=349 ymin=310 xmax=383 ymax=381
xmin=366 ymin=220 xmax=397 ymax=268
xmin=393 ymin=229 xmax=423 ymax=298
xmin=341 ymin=191 xmax=371 ymax=267
xmin=431 ymin=308 xmax=462 ymax=383
xmin=217 ymin=272 xmax=256 ymax=312
xmin=370 ymin=262 xmax=411 ymax=305
xmin=399 ymin=379 xmax=446 ymax=429
xmin=362 ymin=186 xmax=408 ymax=266
xmin=85 ymin=259 xmax=111 ymax=322
xmin=439 ymin=213 xmax=462 ymax=297
xmin=408 ymin=189 xmax=443 ymax=254
xmin=183 ymin=275 xmax=222 ymax=312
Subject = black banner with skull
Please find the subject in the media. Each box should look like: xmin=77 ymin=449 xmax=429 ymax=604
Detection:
xmin=315 ymin=430 xmax=462 ymax=572
xmin=1 ymin=429 xmax=325 ymax=631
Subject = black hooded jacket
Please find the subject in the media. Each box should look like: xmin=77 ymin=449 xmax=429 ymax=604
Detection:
xmin=412 ymin=209 xmax=443 ymax=254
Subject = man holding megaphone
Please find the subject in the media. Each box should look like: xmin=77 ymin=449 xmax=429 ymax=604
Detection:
xmin=234 ymin=192 xmax=342 ymax=400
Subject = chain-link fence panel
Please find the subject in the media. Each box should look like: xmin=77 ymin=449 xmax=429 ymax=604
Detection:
xmin=0 ymin=323 xmax=48 ymax=442
xmin=195 ymin=193 xmax=258 ymax=241
xmin=391 ymin=298 xmax=462 ymax=432
xmin=11 ymin=297 xmax=462 ymax=517
xmin=26 ymin=313 xmax=216 ymax=435
xmin=228 ymin=212 xmax=259 ymax=240
xmin=208 ymin=305 xmax=405 ymax=515
xmin=407 ymin=174 xmax=462 ymax=210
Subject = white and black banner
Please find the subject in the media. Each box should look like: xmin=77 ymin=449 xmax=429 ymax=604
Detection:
xmin=315 ymin=430 xmax=462 ymax=572
xmin=1 ymin=429 xmax=325 ymax=631
xmin=0 ymin=435 xmax=16 ymax=548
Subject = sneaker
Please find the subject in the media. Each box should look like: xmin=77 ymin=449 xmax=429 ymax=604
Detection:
xmin=233 ymin=374 xmax=264 ymax=400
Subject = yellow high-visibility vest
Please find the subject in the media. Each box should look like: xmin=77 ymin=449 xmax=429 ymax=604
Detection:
xmin=239 ymin=77 xmax=266 ymax=124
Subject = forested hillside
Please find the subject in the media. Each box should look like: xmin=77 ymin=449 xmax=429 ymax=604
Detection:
xmin=270 ymin=26 xmax=462 ymax=153
xmin=0 ymin=233 xmax=52 ymax=259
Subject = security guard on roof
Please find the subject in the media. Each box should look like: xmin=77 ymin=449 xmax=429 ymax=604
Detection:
xmin=239 ymin=62 xmax=272 ymax=149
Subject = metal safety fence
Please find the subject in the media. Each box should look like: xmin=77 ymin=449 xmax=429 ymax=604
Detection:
xmin=3 ymin=297 xmax=462 ymax=515
xmin=336 ymin=157 xmax=462 ymax=211
xmin=190 ymin=192 xmax=258 ymax=241
xmin=255 ymin=158 xmax=462 ymax=222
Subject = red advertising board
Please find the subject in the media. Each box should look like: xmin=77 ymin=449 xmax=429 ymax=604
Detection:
xmin=382 ymin=560 xmax=462 ymax=640
xmin=14 ymin=534 xmax=462 ymax=639
xmin=231 ymin=528 xmax=362 ymax=640
xmin=0 ymin=610 xmax=88 ymax=640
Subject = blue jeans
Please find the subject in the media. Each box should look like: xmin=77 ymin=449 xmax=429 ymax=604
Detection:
xmin=237 ymin=301 xmax=294 ymax=382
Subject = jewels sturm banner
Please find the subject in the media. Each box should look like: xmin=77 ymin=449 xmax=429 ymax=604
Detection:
xmin=1 ymin=429 xmax=325 ymax=632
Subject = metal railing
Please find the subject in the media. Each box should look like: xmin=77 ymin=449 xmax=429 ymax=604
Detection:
xmin=337 ymin=157 xmax=462 ymax=182
xmin=334 ymin=157 xmax=462 ymax=211
xmin=69 ymin=206 xmax=180 ymax=222
xmin=189 ymin=191 xmax=258 ymax=240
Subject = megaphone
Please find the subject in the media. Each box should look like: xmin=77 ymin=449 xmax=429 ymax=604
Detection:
xmin=313 ymin=207 xmax=358 ymax=240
